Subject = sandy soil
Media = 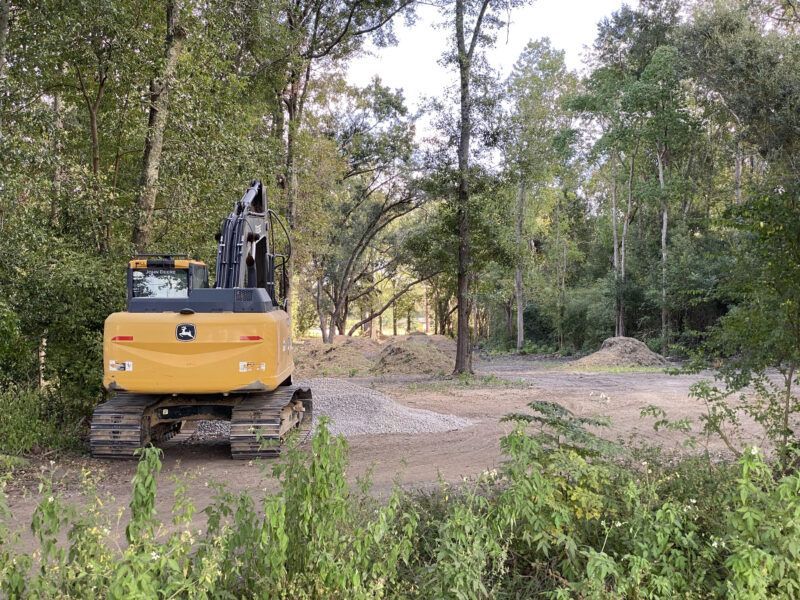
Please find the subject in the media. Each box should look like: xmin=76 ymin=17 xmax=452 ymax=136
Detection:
xmin=3 ymin=356 xmax=768 ymax=550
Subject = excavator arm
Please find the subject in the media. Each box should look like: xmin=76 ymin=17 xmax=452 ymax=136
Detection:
xmin=215 ymin=180 xmax=291 ymax=309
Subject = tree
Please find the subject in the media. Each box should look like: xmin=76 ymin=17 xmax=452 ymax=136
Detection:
xmin=132 ymin=0 xmax=186 ymax=252
xmin=244 ymin=0 xmax=415 ymax=320
xmin=626 ymin=45 xmax=697 ymax=354
xmin=684 ymin=0 xmax=800 ymax=470
xmin=438 ymin=0 xmax=532 ymax=373
xmin=506 ymin=39 xmax=576 ymax=350
xmin=295 ymin=79 xmax=434 ymax=342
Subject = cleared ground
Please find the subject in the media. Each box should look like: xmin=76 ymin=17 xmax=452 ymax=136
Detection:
xmin=3 ymin=355 xmax=767 ymax=549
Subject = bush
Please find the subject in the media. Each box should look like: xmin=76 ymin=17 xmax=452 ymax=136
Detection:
xmin=0 ymin=302 xmax=36 ymax=386
xmin=0 ymin=387 xmax=77 ymax=456
xmin=1 ymin=419 xmax=799 ymax=598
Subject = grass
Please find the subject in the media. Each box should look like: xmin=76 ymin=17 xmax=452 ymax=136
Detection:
xmin=405 ymin=373 xmax=533 ymax=392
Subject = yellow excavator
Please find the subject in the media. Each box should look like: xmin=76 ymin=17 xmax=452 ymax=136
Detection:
xmin=90 ymin=180 xmax=312 ymax=459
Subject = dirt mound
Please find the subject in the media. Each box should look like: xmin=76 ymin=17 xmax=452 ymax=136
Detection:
xmin=294 ymin=336 xmax=381 ymax=377
xmin=294 ymin=334 xmax=458 ymax=377
xmin=371 ymin=335 xmax=454 ymax=375
xmin=573 ymin=336 xmax=667 ymax=368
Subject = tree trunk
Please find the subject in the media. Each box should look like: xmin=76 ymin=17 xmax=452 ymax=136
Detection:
xmin=132 ymin=1 xmax=185 ymax=252
xmin=337 ymin=314 xmax=346 ymax=336
xmin=514 ymin=178 xmax=525 ymax=350
xmin=316 ymin=277 xmax=331 ymax=343
xmin=284 ymin=118 xmax=299 ymax=321
xmin=657 ymin=150 xmax=668 ymax=355
xmin=50 ymin=94 xmax=64 ymax=226
xmin=610 ymin=162 xmax=622 ymax=337
xmin=282 ymin=61 xmax=312 ymax=325
xmin=0 ymin=0 xmax=9 ymax=84
xmin=734 ymin=140 xmax=742 ymax=204
xmin=424 ymin=287 xmax=430 ymax=333
xmin=454 ymin=0 xmax=473 ymax=374
xmin=392 ymin=302 xmax=397 ymax=335
xmin=620 ymin=155 xmax=635 ymax=339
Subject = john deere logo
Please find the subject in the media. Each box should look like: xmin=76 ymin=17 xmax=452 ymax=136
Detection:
xmin=176 ymin=323 xmax=196 ymax=341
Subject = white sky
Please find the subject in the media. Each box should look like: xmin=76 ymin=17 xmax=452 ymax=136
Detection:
xmin=348 ymin=0 xmax=626 ymax=112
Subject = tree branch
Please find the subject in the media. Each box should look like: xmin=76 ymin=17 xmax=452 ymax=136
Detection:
xmin=347 ymin=271 xmax=441 ymax=335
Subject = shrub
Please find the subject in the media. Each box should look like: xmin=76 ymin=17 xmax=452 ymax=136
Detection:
xmin=0 ymin=387 xmax=77 ymax=456
xmin=1 ymin=419 xmax=799 ymax=598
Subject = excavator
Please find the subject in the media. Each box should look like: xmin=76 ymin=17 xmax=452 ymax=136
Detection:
xmin=89 ymin=180 xmax=312 ymax=459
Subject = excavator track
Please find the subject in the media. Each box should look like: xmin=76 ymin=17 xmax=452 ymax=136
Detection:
xmin=230 ymin=386 xmax=312 ymax=459
xmin=90 ymin=393 xmax=161 ymax=459
xmin=90 ymin=387 xmax=313 ymax=460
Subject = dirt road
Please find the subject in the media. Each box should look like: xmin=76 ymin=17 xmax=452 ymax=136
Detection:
xmin=4 ymin=357 xmax=761 ymax=548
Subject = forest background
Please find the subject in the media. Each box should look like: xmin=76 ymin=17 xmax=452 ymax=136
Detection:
xmin=0 ymin=0 xmax=799 ymax=444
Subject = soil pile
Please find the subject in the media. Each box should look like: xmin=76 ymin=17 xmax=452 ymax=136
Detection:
xmin=294 ymin=337 xmax=381 ymax=377
xmin=294 ymin=334 xmax=459 ymax=377
xmin=573 ymin=336 xmax=667 ymax=368
xmin=371 ymin=335 xmax=454 ymax=376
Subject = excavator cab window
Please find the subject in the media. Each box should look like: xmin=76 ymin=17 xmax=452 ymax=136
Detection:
xmin=131 ymin=268 xmax=189 ymax=299
xmin=127 ymin=259 xmax=209 ymax=301
xmin=190 ymin=264 xmax=209 ymax=289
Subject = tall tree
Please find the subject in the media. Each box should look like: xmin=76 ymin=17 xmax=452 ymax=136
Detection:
xmin=132 ymin=0 xmax=186 ymax=252
xmin=443 ymin=0 xmax=530 ymax=372
xmin=258 ymin=0 xmax=415 ymax=320
xmin=506 ymin=39 xmax=575 ymax=350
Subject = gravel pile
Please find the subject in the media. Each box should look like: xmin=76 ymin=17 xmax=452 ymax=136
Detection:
xmin=300 ymin=378 xmax=471 ymax=437
xmin=179 ymin=378 xmax=471 ymax=442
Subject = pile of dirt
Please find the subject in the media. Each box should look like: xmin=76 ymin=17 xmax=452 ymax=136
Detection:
xmin=294 ymin=334 xmax=458 ymax=378
xmin=371 ymin=335 xmax=454 ymax=376
xmin=572 ymin=336 xmax=667 ymax=368
xmin=294 ymin=336 xmax=381 ymax=377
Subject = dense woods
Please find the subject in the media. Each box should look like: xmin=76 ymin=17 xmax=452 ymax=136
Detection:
xmin=0 ymin=0 xmax=797 ymax=413
xmin=0 ymin=0 xmax=798 ymax=438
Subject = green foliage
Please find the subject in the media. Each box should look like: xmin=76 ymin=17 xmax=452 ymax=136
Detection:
xmin=0 ymin=387 xmax=77 ymax=457
xmin=1 ymin=417 xmax=800 ymax=597
xmin=504 ymin=400 xmax=616 ymax=457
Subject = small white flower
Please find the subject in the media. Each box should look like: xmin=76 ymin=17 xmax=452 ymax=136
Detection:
xmin=712 ymin=541 xmax=719 ymax=548
xmin=47 ymin=496 xmax=54 ymax=503
xmin=151 ymin=551 xmax=160 ymax=560
xmin=690 ymin=498 xmax=697 ymax=504
xmin=615 ymin=521 xmax=622 ymax=528
xmin=750 ymin=446 xmax=760 ymax=456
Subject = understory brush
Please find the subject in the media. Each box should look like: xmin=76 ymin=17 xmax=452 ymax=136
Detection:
xmin=1 ymin=417 xmax=798 ymax=598
xmin=0 ymin=386 xmax=81 ymax=457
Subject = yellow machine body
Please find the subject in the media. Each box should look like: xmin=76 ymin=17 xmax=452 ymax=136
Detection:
xmin=103 ymin=310 xmax=293 ymax=395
